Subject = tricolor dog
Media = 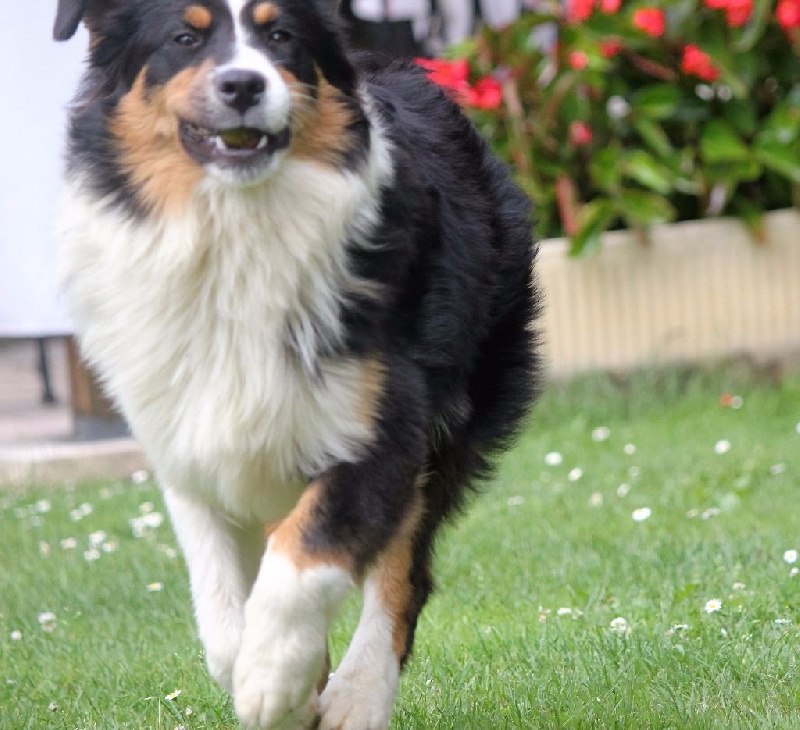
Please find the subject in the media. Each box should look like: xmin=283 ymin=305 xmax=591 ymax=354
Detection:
xmin=53 ymin=0 xmax=541 ymax=726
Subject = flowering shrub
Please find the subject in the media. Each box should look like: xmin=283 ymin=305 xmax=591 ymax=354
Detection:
xmin=423 ymin=0 xmax=800 ymax=252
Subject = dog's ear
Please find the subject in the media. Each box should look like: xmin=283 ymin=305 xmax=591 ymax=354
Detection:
xmin=54 ymin=0 xmax=88 ymax=41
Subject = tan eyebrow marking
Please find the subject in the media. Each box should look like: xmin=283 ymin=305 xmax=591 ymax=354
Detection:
xmin=184 ymin=5 xmax=213 ymax=29
xmin=253 ymin=1 xmax=280 ymax=25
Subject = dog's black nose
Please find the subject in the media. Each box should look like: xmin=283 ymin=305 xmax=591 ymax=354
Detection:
xmin=216 ymin=69 xmax=266 ymax=114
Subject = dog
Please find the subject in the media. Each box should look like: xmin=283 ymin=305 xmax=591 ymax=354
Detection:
xmin=53 ymin=0 xmax=541 ymax=727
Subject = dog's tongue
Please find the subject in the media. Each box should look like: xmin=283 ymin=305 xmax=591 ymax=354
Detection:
xmin=219 ymin=128 xmax=264 ymax=150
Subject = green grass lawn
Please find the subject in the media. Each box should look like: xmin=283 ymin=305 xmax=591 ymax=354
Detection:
xmin=1 ymin=368 xmax=799 ymax=729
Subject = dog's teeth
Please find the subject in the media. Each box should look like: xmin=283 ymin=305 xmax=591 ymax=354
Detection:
xmin=256 ymin=135 xmax=268 ymax=150
xmin=214 ymin=136 xmax=227 ymax=151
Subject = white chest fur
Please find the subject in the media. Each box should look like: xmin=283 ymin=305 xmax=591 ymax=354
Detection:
xmin=59 ymin=148 xmax=391 ymax=523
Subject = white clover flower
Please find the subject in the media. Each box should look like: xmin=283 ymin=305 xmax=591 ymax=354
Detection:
xmin=609 ymin=617 xmax=630 ymax=634
xmin=632 ymin=507 xmax=651 ymax=522
xmin=589 ymin=492 xmax=603 ymax=507
xmin=507 ymin=496 xmax=524 ymax=507
xmin=60 ymin=537 xmax=77 ymax=550
xmin=732 ymin=582 xmax=746 ymax=591
xmin=10 ymin=631 xmax=22 ymax=641
xmin=617 ymin=483 xmax=631 ymax=498
xmin=714 ymin=439 xmax=731 ymax=455
xmin=591 ymin=426 xmax=611 ymax=442
xmin=34 ymin=499 xmax=51 ymax=514
xmin=791 ymin=567 xmax=799 ymax=577
xmin=39 ymin=542 xmax=51 ymax=558
xmin=143 ymin=512 xmax=164 ymax=528
xmin=568 ymin=468 xmax=583 ymax=482
xmin=544 ymin=452 xmax=563 ymax=466
xmin=557 ymin=607 xmax=573 ymax=617
xmin=701 ymin=508 xmax=721 ymax=520
xmin=131 ymin=470 xmax=150 ymax=485
xmin=704 ymin=598 xmax=722 ymax=614
xmin=83 ymin=549 xmax=101 ymax=562
xmin=628 ymin=466 xmax=640 ymax=479
xmin=102 ymin=541 xmax=119 ymax=553
xmin=88 ymin=531 xmax=107 ymax=547
xmin=38 ymin=612 xmax=57 ymax=632
xmin=624 ymin=443 xmax=636 ymax=455
xmin=783 ymin=549 xmax=797 ymax=564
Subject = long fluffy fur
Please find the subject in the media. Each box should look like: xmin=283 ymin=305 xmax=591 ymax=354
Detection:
xmin=56 ymin=0 xmax=541 ymax=727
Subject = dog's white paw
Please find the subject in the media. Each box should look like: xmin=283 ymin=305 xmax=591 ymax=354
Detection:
xmin=232 ymin=634 xmax=322 ymax=729
xmin=318 ymin=664 xmax=397 ymax=730
xmin=232 ymin=553 xmax=352 ymax=729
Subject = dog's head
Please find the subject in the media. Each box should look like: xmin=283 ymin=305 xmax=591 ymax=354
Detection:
xmin=55 ymin=0 xmax=363 ymax=206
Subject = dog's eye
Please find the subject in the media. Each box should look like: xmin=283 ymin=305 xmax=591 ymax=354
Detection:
xmin=174 ymin=31 xmax=201 ymax=47
xmin=268 ymin=29 xmax=291 ymax=44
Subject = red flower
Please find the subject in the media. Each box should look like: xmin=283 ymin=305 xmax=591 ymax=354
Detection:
xmin=600 ymin=0 xmax=622 ymax=13
xmin=569 ymin=121 xmax=593 ymax=146
xmin=568 ymin=0 xmax=595 ymax=22
xmin=681 ymin=44 xmax=720 ymax=82
xmin=632 ymin=7 xmax=666 ymax=36
xmin=466 ymin=77 xmax=503 ymax=110
xmin=569 ymin=50 xmax=589 ymax=70
xmin=776 ymin=0 xmax=800 ymax=29
xmin=415 ymin=58 xmax=470 ymax=98
xmin=601 ymin=39 xmax=624 ymax=57
xmin=725 ymin=0 xmax=753 ymax=26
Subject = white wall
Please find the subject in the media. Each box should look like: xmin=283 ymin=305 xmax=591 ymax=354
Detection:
xmin=0 ymin=10 xmax=88 ymax=336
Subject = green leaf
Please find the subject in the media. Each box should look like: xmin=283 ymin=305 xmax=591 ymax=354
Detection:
xmin=631 ymin=84 xmax=683 ymax=120
xmin=731 ymin=198 xmax=767 ymax=244
xmin=733 ymin=0 xmax=774 ymax=53
xmin=633 ymin=118 xmax=674 ymax=159
xmin=615 ymin=189 xmax=676 ymax=226
xmin=700 ymin=120 xmax=751 ymax=164
xmin=589 ymin=146 xmax=622 ymax=190
xmin=762 ymin=100 xmax=800 ymax=144
xmin=723 ymin=100 xmax=758 ymax=138
xmin=569 ymin=199 xmax=616 ymax=257
xmin=622 ymin=150 xmax=676 ymax=194
xmin=752 ymin=139 xmax=800 ymax=183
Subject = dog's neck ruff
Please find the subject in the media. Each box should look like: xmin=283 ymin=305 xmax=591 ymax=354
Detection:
xmin=59 ymin=97 xmax=393 ymax=522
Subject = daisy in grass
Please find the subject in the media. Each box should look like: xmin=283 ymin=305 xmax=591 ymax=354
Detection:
xmin=165 ymin=689 xmax=182 ymax=701
xmin=632 ymin=507 xmax=651 ymax=522
xmin=704 ymin=598 xmax=722 ymax=613
xmin=784 ymin=549 xmax=798 ymax=564
xmin=609 ymin=617 xmax=631 ymax=634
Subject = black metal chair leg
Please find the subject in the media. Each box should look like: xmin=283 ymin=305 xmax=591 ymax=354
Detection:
xmin=36 ymin=337 xmax=57 ymax=404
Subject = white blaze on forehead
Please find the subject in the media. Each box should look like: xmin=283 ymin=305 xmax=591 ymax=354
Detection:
xmin=218 ymin=0 xmax=290 ymax=131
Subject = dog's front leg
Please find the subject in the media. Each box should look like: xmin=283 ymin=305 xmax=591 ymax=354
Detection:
xmin=164 ymin=489 xmax=264 ymax=693
xmin=233 ymin=364 xmax=428 ymax=730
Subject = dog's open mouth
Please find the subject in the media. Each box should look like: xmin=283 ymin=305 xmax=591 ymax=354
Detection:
xmin=180 ymin=122 xmax=291 ymax=166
